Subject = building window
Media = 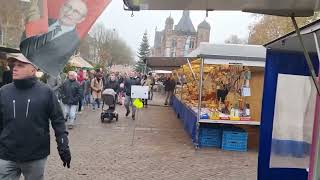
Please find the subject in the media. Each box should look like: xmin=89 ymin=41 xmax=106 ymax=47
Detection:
xmin=189 ymin=40 xmax=195 ymax=49
xmin=170 ymin=51 xmax=176 ymax=57
xmin=172 ymin=39 xmax=177 ymax=48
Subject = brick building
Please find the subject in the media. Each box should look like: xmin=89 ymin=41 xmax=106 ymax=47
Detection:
xmin=152 ymin=10 xmax=211 ymax=57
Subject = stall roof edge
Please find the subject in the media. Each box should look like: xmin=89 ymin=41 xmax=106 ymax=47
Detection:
xmin=122 ymin=0 xmax=320 ymax=17
xmin=145 ymin=56 xmax=192 ymax=70
xmin=188 ymin=43 xmax=266 ymax=59
xmin=264 ymin=19 xmax=320 ymax=53
xmin=264 ymin=19 xmax=320 ymax=47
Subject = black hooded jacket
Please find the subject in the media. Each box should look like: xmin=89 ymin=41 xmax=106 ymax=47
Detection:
xmin=0 ymin=77 xmax=68 ymax=162
xmin=60 ymin=79 xmax=81 ymax=105
xmin=124 ymin=77 xmax=140 ymax=96
xmin=105 ymin=79 xmax=120 ymax=93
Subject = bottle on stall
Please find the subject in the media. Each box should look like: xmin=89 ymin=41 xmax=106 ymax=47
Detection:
xmin=230 ymin=105 xmax=235 ymax=117
xmin=245 ymin=103 xmax=251 ymax=117
xmin=234 ymin=104 xmax=240 ymax=117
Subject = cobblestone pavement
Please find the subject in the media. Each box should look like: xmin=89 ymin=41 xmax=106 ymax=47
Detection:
xmin=45 ymin=94 xmax=258 ymax=180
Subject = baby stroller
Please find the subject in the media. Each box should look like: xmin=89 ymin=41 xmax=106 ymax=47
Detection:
xmin=101 ymin=89 xmax=119 ymax=123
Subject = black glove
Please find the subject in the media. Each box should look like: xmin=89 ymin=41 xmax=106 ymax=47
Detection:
xmin=57 ymin=135 xmax=71 ymax=168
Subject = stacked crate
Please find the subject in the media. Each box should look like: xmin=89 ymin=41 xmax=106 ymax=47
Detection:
xmin=199 ymin=126 xmax=222 ymax=148
xmin=222 ymin=127 xmax=248 ymax=152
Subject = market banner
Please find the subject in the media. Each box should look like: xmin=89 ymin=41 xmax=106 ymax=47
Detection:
xmin=20 ymin=0 xmax=111 ymax=76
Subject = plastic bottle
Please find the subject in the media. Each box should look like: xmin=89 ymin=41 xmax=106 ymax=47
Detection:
xmin=230 ymin=107 xmax=235 ymax=117
xmin=245 ymin=104 xmax=250 ymax=116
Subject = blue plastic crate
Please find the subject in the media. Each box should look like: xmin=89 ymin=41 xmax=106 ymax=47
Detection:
xmin=199 ymin=136 xmax=222 ymax=147
xmin=199 ymin=130 xmax=222 ymax=137
xmin=223 ymin=130 xmax=248 ymax=142
xmin=199 ymin=129 xmax=221 ymax=137
xmin=222 ymin=140 xmax=247 ymax=152
xmin=199 ymin=127 xmax=222 ymax=148
xmin=222 ymin=128 xmax=248 ymax=152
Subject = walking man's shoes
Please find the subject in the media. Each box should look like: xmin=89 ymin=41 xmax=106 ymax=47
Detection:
xmin=132 ymin=115 xmax=135 ymax=120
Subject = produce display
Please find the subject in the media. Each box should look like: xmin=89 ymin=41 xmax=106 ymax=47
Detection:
xmin=174 ymin=60 xmax=262 ymax=121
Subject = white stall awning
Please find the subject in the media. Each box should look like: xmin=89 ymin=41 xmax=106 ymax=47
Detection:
xmin=145 ymin=57 xmax=189 ymax=70
xmin=123 ymin=0 xmax=320 ymax=17
xmin=69 ymin=55 xmax=93 ymax=68
xmin=188 ymin=43 xmax=267 ymax=67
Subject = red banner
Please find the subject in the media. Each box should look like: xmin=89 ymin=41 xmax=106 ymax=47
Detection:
xmin=25 ymin=0 xmax=48 ymax=37
xmin=21 ymin=0 xmax=112 ymax=76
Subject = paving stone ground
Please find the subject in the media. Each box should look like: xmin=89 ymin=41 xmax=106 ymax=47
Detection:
xmin=45 ymin=93 xmax=258 ymax=180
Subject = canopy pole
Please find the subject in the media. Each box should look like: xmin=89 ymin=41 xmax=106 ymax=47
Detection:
xmin=181 ymin=67 xmax=184 ymax=102
xmin=291 ymin=16 xmax=320 ymax=95
xmin=308 ymin=32 xmax=320 ymax=180
xmin=187 ymin=58 xmax=197 ymax=81
xmin=195 ymin=58 xmax=204 ymax=149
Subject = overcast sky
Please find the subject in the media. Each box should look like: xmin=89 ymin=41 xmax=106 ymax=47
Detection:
xmin=95 ymin=0 xmax=257 ymax=56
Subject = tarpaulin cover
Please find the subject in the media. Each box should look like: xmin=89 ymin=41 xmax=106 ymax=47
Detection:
xmin=172 ymin=96 xmax=197 ymax=143
xmin=258 ymin=49 xmax=319 ymax=180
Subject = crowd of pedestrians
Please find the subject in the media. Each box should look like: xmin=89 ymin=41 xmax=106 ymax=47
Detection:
xmin=0 ymin=53 xmax=177 ymax=180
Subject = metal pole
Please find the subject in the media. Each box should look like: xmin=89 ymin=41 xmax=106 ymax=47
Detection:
xmin=309 ymin=32 xmax=320 ymax=180
xmin=196 ymin=58 xmax=204 ymax=148
xmin=181 ymin=67 xmax=184 ymax=102
xmin=187 ymin=58 xmax=197 ymax=81
xmin=291 ymin=16 xmax=320 ymax=95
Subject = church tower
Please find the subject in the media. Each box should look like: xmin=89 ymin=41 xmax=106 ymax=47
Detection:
xmin=197 ymin=19 xmax=211 ymax=47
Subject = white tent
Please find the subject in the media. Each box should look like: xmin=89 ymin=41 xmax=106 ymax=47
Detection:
xmin=188 ymin=43 xmax=266 ymax=67
xmin=145 ymin=57 xmax=189 ymax=70
xmin=69 ymin=55 xmax=93 ymax=68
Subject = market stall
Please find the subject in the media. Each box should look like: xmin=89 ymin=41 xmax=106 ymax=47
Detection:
xmin=145 ymin=56 xmax=191 ymax=94
xmin=172 ymin=43 xmax=266 ymax=150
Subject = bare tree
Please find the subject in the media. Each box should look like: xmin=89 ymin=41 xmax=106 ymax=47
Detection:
xmin=248 ymin=13 xmax=320 ymax=45
xmin=0 ymin=0 xmax=27 ymax=47
xmin=85 ymin=23 xmax=134 ymax=69
xmin=224 ymin=34 xmax=247 ymax=44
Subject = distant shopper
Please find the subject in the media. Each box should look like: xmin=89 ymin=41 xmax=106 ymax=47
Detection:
xmin=2 ymin=65 xmax=12 ymax=86
xmin=105 ymin=72 xmax=120 ymax=102
xmin=141 ymin=74 xmax=152 ymax=107
xmin=46 ymin=74 xmax=62 ymax=98
xmin=77 ymin=69 xmax=85 ymax=113
xmin=164 ymin=74 xmax=176 ymax=105
xmin=83 ymin=75 xmax=91 ymax=106
xmin=91 ymin=72 xmax=103 ymax=110
xmin=124 ymin=72 xmax=140 ymax=120
xmin=148 ymin=72 xmax=155 ymax=100
xmin=60 ymin=71 xmax=81 ymax=129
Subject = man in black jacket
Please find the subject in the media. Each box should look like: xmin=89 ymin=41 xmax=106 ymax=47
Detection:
xmin=124 ymin=72 xmax=140 ymax=120
xmin=0 ymin=54 xmax=71 ymax=180
xmin=60 ymin=71 xmax=81 ymax=129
